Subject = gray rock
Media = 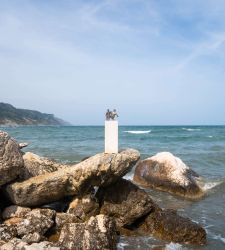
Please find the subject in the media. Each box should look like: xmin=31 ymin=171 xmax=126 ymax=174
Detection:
xmin=58 ymin=215 xmax=118 ymax=250
xmin=0 ymin=131 xmax=24 ymax=186
xmin=19 ymin=143 xmax=28 ymax=149
xmin=21 ymin=232 xmax=43 ymax=244
xmin=2 ymin=206 xmax=31 ymax=220
xmin=0 ymin=238 xmax=27 ymax=250
xmin=17 ymin=209 xmax=55 ymax=237
xmin=6 ymin=149 xmax=140 ymax=207
xmin=97 ymin=178 xmax=155 ymax=228
xmin=133 ymin=152 xmax=204 ymax=199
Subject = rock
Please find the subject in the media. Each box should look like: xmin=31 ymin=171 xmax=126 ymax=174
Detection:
xmin=0 ymin=238 xmax=60 ymax=250
xmin=4 ymin=217 xmax=23 ymax=226
xmin=20 ymin=152 xmax=68 ymax=180
xmin=0 ymin=238 xmax=27 ymax=250
xmin=67 ymin=193 xmax=100 ymax=221
xmin=55 ymin=213 xmax=80 ymax=229
xmin=2 ymin=205 xmax=31 ymax=220
xmin=17 ymin=209 xmax=55 ymax=237
xmin=21 ymin=232 xmax=43 ymax=244
xmin=133 ymin=152 xmax=204 ymax=199
xmin=97 ymin=178 xmax=155 ymax=228
xmin=19 ymin=143 xmax=28 ymax=149
xmin=0 ymin=224 xmax=17 ymax=241
xmin=138 ymin=207 xmax=206 ymax=245
xmin=0 ymin=131 xmax=24 ymax=186
xmin=58 ymin=215 xmax=118 ymax=250
xmin=6 ymin=149 xmax=140 ymax=206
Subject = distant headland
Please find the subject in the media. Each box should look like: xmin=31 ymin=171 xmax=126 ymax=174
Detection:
xmin=0 ymin=102 xmax=70 ymax=126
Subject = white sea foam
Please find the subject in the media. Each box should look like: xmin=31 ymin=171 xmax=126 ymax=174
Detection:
xmin=165 ymin=242 xmax=185 ymax=250
xmin=117 ymin=242 xmax=129 ymax=249
xmin=124 ymin=130 xmax=151 ymax=134
xmin=212 ymin=234 xmax=225 ymax=243
xmin=208 ymin=135 xmax=213 ymax=138
xmin=201 ymin=181 xmax=222 ymax=191
xmin=182 ymin=128 xmax=201 ymax=131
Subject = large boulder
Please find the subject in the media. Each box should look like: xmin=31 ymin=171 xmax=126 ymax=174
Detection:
xmin=133 ymin=152 xmax=204 ymax=199
xmin=97 ymin=178 xmax=155 ymax=228
xmin=20 ymin=152 xmax=68 ymax=180
xmin=58 ymin=215 xmax=118 ymax=250
xmin=5 ymin=149 xmax=140 ymax=206
xmin=138 ymin=207 xmax=206 ymax=245
xmin=0 ymin=131 xmax=24 ymax=186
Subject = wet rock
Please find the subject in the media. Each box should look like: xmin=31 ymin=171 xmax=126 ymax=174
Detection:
xmin=17 ymin=209 xmax=55 ymax=237
xmin=2 ymin=205 xmax=31 ymax=220
xmin=20 ymin=152 xmax=67 ymax=180
xmin=67 ymin=194 xmax=100 ymax=221
xmin=0 ymin=131 xmax=24 ymax=186
xmin=133 ymin=152 xmax=204 ymax=199
xmin=97 ymin=178 xmax=155 ymax=228
xmin=138 ymin=207 xmax=206 ymax=245
xmin=55 ymin=213 xmax=80 ymax=229
xmin=0 ymin=224 xmax=17 ymax=241
xmin=58 ymin=215 xmax=117 ymax=250
xmin=6 ymin=149 xmax=140 ymax=206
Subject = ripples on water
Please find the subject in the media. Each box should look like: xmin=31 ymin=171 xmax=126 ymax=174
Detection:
xmin=1 ymin=125 xmax=225 ymax=249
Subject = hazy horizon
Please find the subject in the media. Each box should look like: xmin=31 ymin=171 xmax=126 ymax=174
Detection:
xmin=1 ymin=0 xmax=225 ymax=125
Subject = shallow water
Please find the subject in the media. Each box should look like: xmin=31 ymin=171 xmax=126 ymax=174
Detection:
xmin=1 ymin=125 xmax=225 ymax=249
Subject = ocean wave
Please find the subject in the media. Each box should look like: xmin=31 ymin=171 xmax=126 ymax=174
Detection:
xmin=165 ymin=242 xmax=186 ymax=250
xmin=124 ymin=130 xmax=151 ymax=134
xmin=182 ymin=128 xmax=201 ymax=131
xmin=212 ymin=234 xmax=225 ymax=244
xmin=201 ymin=180 xmax=223 ymax=191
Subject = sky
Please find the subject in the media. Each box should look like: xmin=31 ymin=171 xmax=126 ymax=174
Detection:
xmin=0 ymin=0 xmax=225 ymax=125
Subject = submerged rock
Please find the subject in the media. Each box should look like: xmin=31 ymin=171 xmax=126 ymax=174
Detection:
xmin=20 ymin=152 xmax=68 ymax=180
xmin=97 ymin=178 xmax=155 ymax=228
xmin=138 ymin=207 xmax=206 ymax=245
xmin=67 ymin=193 xmax=100 ymax=222
xmin=133 ymin=152 xmax=204 ymax=199
xmin=58 ymin=215 xmax=118 ymax=250
xmin=0 ymin=131 xmax=24 ymax=186
xmin=6 ymin=149 xmax=140 ymax=206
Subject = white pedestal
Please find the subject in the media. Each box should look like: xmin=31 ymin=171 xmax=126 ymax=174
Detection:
xmin=105 ymin=120 xmax=118 ymax=153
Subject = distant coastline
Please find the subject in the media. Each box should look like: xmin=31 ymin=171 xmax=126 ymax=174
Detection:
xmin=0 ymin=102 xmax=70 ymax=126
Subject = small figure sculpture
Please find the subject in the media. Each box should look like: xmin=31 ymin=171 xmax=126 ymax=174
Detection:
xmin=105 ymin=109 xmax=119 ymax=120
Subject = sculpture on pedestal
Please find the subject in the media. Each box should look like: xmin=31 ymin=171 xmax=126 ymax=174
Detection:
xmin=105 ymin=109 xmax=119 ymax=120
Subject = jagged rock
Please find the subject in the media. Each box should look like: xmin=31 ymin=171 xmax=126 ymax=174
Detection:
xmin=0 ymin=224 xmax=17 ymax=241
xmin=0 ymin=131 xmax=24 ymax=186
xmin=24 ymin=241 xmax=60 ymax=250
xmin=133 ymin=152 xmax=204 ymax=199
xmin=97 ymin=178 xmax=155 ymax=228
xmin=19 ymin=143 xmax=28 ymax=149
xmin=67 ymin=194 xmax=99 ymax=221
xmin=138 ymin=207 xmax=206 ymax=245
xmin=6 ymin=149 xmax=140 ymax=206
xmin=4 ymin=217 xmax=23 ymax=226
xmin=17 ymin=209 xmax=55 ymax=237
xmin=2 ymin=205 xmax=31 ymax=220
xmin=58 ymin=215 xmax=117 ymax=250
xmin=21 ymin=232 xmax=43 ymax=244
xmin=55 ymin=213 xmax=80 ymax=229
xmin=20 ymin=152 xmax=68 ymax=180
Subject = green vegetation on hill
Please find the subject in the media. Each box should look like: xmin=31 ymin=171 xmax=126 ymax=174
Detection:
xmin=0 ymin=103 xmax=70 ymax=125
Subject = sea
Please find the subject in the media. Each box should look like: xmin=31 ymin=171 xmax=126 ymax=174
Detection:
xmin=1 ymin=125 xmax=225 ymax=250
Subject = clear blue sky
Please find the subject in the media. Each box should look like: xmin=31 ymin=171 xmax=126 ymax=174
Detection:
xmin=0 ymin=0 xmax=225 ymax=125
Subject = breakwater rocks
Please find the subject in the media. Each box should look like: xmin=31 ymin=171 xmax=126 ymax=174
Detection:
xmin=0 ymin=131 xmax=206 ymax=249
xmin=133 ymin=152 xmax=204 ymax=199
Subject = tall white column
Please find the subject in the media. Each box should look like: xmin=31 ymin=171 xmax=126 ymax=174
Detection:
xmin=105 ymin=120 xmax=118 ymax=153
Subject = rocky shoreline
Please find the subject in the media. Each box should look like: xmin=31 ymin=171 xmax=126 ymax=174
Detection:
xmin=0 ymin=131 xmax=207 ymax=249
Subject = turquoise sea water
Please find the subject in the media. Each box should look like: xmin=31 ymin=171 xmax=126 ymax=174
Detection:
xmin=1 ymin=125 xmax=225 ymax=250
